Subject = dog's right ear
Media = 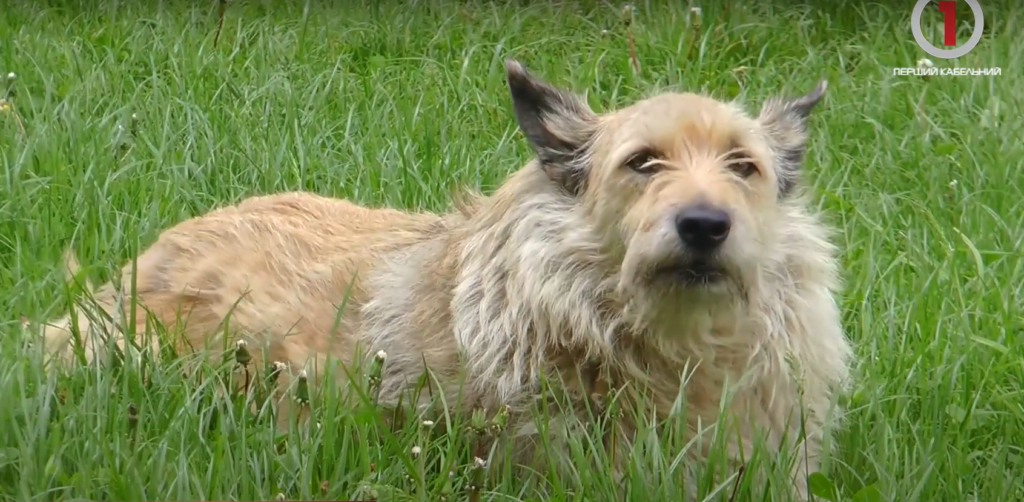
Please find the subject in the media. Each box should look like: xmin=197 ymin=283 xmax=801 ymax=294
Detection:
xmin=505 ymin=59 xmax=597 ymax=195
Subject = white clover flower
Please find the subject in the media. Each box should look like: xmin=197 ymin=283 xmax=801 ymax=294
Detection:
xmin=690 ymin=6 xmax=702 ymax=27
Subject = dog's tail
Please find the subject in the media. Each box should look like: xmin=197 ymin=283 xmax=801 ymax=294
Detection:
xmin=40 ymin=248 xmax=124 ymax=366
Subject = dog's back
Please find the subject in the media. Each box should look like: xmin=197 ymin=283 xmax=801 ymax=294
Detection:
xmin=41 ymin=191 xmax=442 ymax=374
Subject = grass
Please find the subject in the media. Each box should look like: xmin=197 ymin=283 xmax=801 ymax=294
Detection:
xmin=1 ymin=0 xmax=1023 ymax=500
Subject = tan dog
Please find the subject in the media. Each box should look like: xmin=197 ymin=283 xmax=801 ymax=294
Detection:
xmin=41 ymin=60 xmax=852 ymax=498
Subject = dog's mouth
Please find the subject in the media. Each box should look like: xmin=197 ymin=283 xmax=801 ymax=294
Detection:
xmin=651 ymin=259 xmax=727 ymax=287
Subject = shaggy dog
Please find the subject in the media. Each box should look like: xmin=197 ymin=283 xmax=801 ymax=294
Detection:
xmin=40 ymin=60 xmax=853 ymax=498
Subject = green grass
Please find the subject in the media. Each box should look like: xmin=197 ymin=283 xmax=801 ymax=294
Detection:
xmin=1 ymin=0 xmax=1023 ymax=500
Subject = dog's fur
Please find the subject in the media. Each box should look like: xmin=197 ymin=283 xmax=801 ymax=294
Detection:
xmin=40 ymin=60 xmax=852 ymax=498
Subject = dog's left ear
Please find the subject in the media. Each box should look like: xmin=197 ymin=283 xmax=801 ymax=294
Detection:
xmin=505 ymin=59 xmax=597 ymax=195
xmin=757 ymin=80 xmax=827 ymax=197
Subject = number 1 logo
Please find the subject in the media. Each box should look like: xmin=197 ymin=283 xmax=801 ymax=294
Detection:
xmin=937 ymin=1 xmax=957 ymax=45
xmin=911 ymin=0 xmax=985 ymax=59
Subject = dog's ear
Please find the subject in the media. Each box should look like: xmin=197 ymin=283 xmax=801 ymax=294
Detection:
xmin=757 ymin=80 xmax=827 ymax=197
xmin=505 ymin=59 xmax=597 ymax=195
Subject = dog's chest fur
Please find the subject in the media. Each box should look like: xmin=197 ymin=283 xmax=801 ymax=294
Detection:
xmin=355 ymin=184 xmax=778 ymax=432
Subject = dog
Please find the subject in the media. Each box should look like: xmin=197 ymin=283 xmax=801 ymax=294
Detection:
xmin=40 ymin=59 xmax=853 ymax=498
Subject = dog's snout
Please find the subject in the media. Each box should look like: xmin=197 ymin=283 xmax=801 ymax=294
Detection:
xmin=675 ymin=204 xmax=731 ymax=252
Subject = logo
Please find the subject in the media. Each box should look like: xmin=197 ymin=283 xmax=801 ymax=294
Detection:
xmin=911 ymin=0 xmax=985 ymax=59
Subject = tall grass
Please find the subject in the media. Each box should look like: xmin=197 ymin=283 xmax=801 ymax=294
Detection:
xmin=1 ymin=1 xmax=1022 ymax=500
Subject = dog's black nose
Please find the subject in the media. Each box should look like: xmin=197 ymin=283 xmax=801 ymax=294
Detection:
xmin=675 ymin=205 xmax=731 ymax=252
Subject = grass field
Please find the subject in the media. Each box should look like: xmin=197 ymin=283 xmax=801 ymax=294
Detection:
xmin=1 ymin=1 xmax=1023 ymax=500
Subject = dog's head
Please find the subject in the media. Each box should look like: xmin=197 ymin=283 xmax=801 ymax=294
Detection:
xmin=504 ymin=59 xmax=826 ymax=298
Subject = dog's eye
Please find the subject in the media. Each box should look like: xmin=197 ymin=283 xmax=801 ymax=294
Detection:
xmin=725 ymin=153 xmax=759 ymax=178
xmin=729 ymin=162 xmax=758 ymax=178
xmin=624 ymin=148 xmax=661 ymax=174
